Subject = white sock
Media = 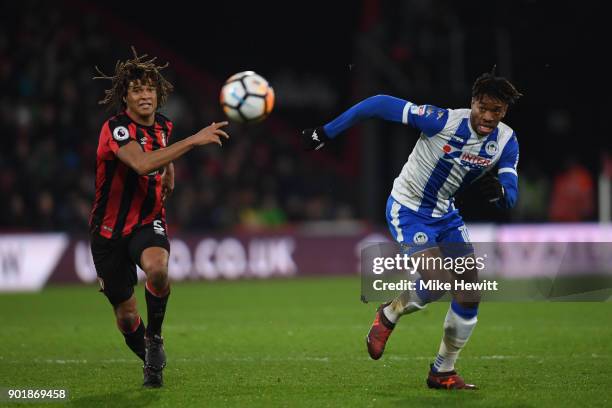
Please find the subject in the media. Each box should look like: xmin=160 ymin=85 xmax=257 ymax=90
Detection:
xmin=383 ymin=305 xmax=399 ymax=323
xmin=383 ymin=292 xmax=427 ymax=324
xmin=432 ymin=306 xmax=478 ymax=373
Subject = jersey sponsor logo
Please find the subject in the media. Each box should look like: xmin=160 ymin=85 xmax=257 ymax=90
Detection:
xmin=140 ymin=136 xmax=147 ymax=145
xmin=413 ymin=232 xmax=429 ymax=245
xmin=460 ymin=152 xmax=492 ymax=168
xmin=485 ymin=140 xmax=499 ymax=155
xmin=112 ymin=126 xmax=130 ymax=141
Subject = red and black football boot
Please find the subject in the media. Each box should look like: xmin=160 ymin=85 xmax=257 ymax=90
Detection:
xmin=366 ymin=302 xmax=395 ymax=360
xmin=426 ymin=364 xmax=477 ymax=390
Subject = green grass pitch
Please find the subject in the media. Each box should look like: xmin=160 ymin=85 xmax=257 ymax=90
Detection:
xmin=0 ymin=277 xmax=610 ymax=407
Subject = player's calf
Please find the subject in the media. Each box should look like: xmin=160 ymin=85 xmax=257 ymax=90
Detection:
xmin=140 ymin=248 xmax=170 ymax=338
xmin=383 ymin=278 xmax=431 ymax=322
xmin=431 ymin=300 xmax=478 ymax=375
xmin=118 ymin=316 xmax=146 ymax=362
xmin=140 ymin=249 xmax=170 ymax=388
xmin=114 ymin=296 xmax=146 ymax=362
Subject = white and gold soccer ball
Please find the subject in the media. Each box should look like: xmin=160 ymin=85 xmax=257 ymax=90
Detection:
xmin=219 ymin=71 xmax=275 ymax=123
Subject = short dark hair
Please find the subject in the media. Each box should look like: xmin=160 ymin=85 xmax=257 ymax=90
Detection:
xmin=472 ymin=67 xmax=523 ymax=105
xmin=93 ymin=46 xmax=174 ymax=112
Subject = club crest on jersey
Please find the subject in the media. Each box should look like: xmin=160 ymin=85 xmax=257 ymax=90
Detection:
xmin=485 ymin=141 xmax=499 ymax=155
xmin=413 ymin=232 xmax=429 ymax=245
xmin=113 ymin=126 xmax=129 ymax=141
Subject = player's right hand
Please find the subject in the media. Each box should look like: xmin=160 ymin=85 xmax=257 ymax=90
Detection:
xmin=477 ymin=171 xmax=505 ymax=203
xmin=300 ymin=127 xmax=329 ymax=151
xmin=192 ymin=121 xmax=230 ymax=146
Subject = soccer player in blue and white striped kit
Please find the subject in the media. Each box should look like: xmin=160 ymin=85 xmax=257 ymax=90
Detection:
xmin=301 ymin=71 xmax=522 ymax=389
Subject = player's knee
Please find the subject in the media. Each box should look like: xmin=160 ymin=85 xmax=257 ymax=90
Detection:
xmin=453 ymin=289 xmax=481 ymax=306
xmin=141 ymin=257 xmax=168 ymax=284
xmin=117 ymin=314 xmax=139 ymax=333
xmin=144 ymin=263 xmax=168 ymax=290
xmin=115 ymin=307 xmax=139 ymax=333
xmin=455 ymin=295 xmax=480 ymax=309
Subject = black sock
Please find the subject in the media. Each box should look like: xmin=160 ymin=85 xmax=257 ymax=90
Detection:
xmin=122 ymin=317 xmax=145 ymax=362
xmin=145 ymin=283 xmax=170 ymax=338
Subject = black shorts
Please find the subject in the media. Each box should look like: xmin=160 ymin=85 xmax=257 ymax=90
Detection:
xmin=90 ymin=224 xmax=170 ymax=306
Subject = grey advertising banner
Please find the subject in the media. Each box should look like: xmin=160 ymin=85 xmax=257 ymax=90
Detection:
xmin=1 ymin=224 xmax=612 ymax=293
xmin=0 ymin=231 xmax=385 ymax=290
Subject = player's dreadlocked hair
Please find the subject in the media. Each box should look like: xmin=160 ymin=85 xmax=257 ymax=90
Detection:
xmin=93 ymin=46 xmax=174 ymax=112
xmin=472 ymin=65 xmax=523 ymax=105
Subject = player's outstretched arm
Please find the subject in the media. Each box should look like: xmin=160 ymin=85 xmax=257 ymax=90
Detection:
xmin=300 ymin=95 xmax=408 ymax=150
xmin=301 ymin=95 xmax=449 ymax=150
xmin=117 ymin=121 xmax=229 ymax=175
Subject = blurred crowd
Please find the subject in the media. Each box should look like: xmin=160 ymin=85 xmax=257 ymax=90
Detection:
xmin=0 ymin=1 xmax=601 ymax=234
xmin=0 ymin=1 xmax=358 ymax=234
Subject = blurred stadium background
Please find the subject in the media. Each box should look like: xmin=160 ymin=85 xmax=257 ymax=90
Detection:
xmin=0 ymin=1 xmax=610 ymax=406
xmin=0 ymin=0 xmax=609 ymax=288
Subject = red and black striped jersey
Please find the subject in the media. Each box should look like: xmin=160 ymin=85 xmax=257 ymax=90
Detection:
xmin=89 ymin=111 xmax=173 ymax=239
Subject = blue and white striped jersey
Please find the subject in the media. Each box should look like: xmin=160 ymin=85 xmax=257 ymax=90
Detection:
xmin=323 ymin=95 xmax=519 ymax=218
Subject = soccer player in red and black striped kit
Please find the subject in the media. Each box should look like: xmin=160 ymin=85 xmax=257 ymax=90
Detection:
xmin=90 ymin=48 xmax=229 ymax=388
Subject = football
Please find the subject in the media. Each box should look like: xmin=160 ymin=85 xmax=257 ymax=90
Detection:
xmin=220 ymin=71 xmax=275 ymax=123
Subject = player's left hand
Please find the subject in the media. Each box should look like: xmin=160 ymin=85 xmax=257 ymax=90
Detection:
xmin=478 ymin=171 xmax=504 ymax=203
xmin=161 ymin=167 xmax=174 ymax=201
